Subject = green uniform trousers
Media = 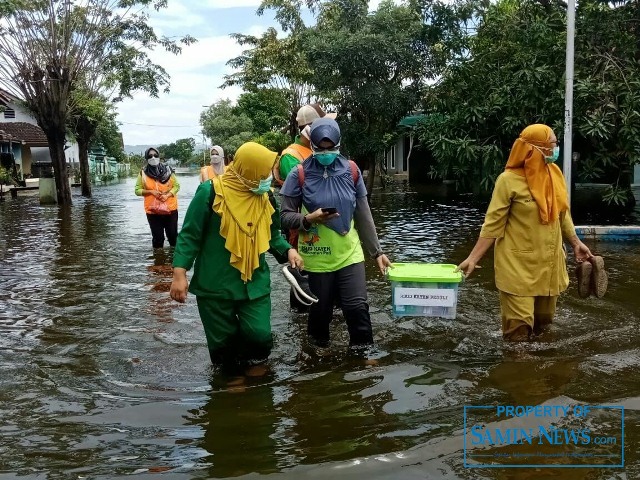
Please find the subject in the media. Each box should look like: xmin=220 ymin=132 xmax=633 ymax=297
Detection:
xmin=499 ymin=291 xmax=557 ymax=341
xmin=196 ymin=294 xmax=273 ymax=366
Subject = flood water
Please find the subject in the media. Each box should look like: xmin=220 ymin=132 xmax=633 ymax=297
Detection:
xmin=0 ymin=175 xmax=638 ymax=480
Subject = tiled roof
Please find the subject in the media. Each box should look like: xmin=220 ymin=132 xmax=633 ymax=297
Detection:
xmin=0 ymin=88 xmax=18 ymax=105
xmin=0 ymin=122 xmax=48 ymax=147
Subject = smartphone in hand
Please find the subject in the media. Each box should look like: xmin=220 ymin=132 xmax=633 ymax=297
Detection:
xmin=321 ymin=207 xmax=338 ymax=214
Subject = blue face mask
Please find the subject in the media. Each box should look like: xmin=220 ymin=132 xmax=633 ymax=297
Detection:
xmin=314 ymin=151 xmax=339 ymax=166
xmin=534 ymin=145 xmax=560 ymax=163
xmin=548 ymin=146 xmax=560 ymax=163
xmin=250 ymin=176 xmax=272 ymax=195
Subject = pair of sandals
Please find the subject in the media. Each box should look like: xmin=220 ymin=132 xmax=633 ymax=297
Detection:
xmin=282 ymin=265 xmax=319 ymax=306
xmin=575 ymin=255 xmax=608 ymax=298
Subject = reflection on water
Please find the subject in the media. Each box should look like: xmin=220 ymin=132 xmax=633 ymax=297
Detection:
xmin=0 ymin=176 xmax=638 ymax=479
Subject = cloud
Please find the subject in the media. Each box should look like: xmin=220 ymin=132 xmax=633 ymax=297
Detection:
xmin=117 ymin=27 xmax=266 ymax=145
xmin=147 ymin=35 xmax=242 ymax=71
xmin=116 ymin=0 xmax=397 ymax=146
xmin=117 ymin=57 xmax=246 ymax=145
xmin=150 ymin=1 xmax=206 ymax=30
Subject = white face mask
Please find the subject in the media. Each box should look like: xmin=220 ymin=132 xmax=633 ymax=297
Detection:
xmin=301 ymin=125 xmax=311 ymax=141
xmin=210 ymin=154 xmax=224 ymax=164
xmin=147 ymin=157 xmax=160 ymax=166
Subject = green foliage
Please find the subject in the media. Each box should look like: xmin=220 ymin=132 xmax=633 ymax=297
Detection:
xmin=94 ymin=115 xmax=126 ymax=163
xmin=189 ymin=151 xmax=207 ymax=167
xmin=128 ymin=154 xmax=145 ymax=173
xmin=417 ymin=0 xmax=564 ymax=191
xmin=235 ymin=89 xmax=290 ymax=134
xmin=251 ymin=131 xmax=291 ymax=153
xmin=224 ymin=12 xmax=314 ymax=137
xmin=235 ymin=0 xmax=469 ymax=172
xmin=200 ymin=99 xmax=255 ymax=155
xmin=99 ymin=172 xmax=116 ymax=183
xmin=0 ymin=165 xmax=13 ymax=185
xmin=303 ymin=0 xmax=427 ymax=164
xmin=158 ymin=138 xmax=196 ymax=164
xmin=602 ymin=185 xmax=630 ymax=206
xmin=418 ymin=0 xmax=640 ymax=200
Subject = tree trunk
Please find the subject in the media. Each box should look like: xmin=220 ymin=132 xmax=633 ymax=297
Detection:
xmin=46 ymin=130 xmax=72 ymax=205
xmin=78 ymin=137 xmax=92 ymax=197
xmin=364 ymin=153 xmax=376 ymax=198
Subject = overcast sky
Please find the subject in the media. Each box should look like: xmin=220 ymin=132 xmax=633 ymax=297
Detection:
xmin=116 ymin=0 xmax=389 ymax=147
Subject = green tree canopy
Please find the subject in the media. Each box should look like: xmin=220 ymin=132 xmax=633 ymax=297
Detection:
xmin=235 ymin=89 xmax=290 ymax=134
xmin=94 ymin=115 xmax=126 ymax=164
xmin=158 ymin=138 xmax=196 ymax=164
xmin=418 ymin=0 xmax=640 ymax=204
xmin=200 ymin=99 xmax=255 ymax=155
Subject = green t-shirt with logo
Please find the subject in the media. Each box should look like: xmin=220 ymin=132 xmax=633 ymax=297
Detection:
xmin=298 ymin=208 xmax=364 ymax=272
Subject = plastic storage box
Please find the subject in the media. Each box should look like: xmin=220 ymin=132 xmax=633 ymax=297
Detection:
xmin=388 ymin=263 xmax=463 ymax=319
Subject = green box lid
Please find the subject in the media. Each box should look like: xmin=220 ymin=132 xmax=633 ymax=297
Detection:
xmin=387 ymin=263 xmax=463 ymax=283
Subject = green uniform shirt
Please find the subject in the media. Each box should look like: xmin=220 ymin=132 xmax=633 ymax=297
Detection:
xmin=279 ymin=136 xmax=306 ymax=180
xmin=173 ymin=181 xmax=292 ymax=301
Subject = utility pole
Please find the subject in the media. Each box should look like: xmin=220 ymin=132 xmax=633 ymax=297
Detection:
xmin=202 ymin=133 xmax=207 ymax=167
xmin=201 ymin=105 xmax=211 ymax=168
xmin=563 ymin=0 xmax=576 ymax=205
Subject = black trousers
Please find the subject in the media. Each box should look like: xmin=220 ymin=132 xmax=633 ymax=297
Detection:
xmin=146 ymin=211 xmax=178 ymax=248
xmin=307 ymin=261 xmax=373 ymax=347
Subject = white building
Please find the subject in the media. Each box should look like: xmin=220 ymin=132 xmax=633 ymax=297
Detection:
xmin=0 ymin=88 xmax=79 ymax=178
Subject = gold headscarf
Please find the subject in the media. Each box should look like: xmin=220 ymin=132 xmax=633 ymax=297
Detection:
xmin=212 ymin=142 xmax=277 ymax=282
xmin=505 ymin=124 xmax=569 ymax=224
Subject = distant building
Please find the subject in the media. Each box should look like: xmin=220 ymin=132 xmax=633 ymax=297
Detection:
xmin=383 ymin=114 xmax=428 ymax=181
xmin=0 ymin=88 xmax=79 ymax=178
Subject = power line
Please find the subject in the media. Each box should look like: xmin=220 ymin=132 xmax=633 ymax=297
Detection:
xmin=117 ymin=121 xmax=201 ymax=128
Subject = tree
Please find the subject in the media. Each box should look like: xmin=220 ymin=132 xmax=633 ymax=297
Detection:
xmin=302 ymin=0 xmax=431 ymax=192
xmin=224 ymin=23 xmax=314 ymax=137
xmin=251 ymin=131 xmax=291 ymax=153
xmin=200 ymin=99 xmax=255 ymax=155
xmin=68 ymin=88 xmax=113 ymax=196
xmin=0 ymin=0 xmax=195 ymax=204
xmin=235 ymin=89 xmax=290 ymax=134
xmin=418 ymin=0 xmax=640 ymax=206
xmin=158 ymin=138 xmax=196 ymax=165
xmin=127 ymin=153 xmax=145 ymax=173
xmin=94 ymin=115 xmax=126 ymax=164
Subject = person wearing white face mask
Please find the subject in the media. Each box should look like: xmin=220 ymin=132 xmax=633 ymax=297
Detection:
xmin=200 ymin=145 xmax=226 ymax=183
xmin=134 ymin=147 xmax=181 ymax=248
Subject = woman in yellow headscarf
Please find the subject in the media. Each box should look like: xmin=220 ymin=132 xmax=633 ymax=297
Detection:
xmin=456 ymin=124 xmax=593 ymax=341
xmin=170 ymin=142 xmax=303 ymax=375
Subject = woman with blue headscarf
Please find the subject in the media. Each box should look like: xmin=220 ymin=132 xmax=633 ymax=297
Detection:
xmin=280 ymin=118 xmax=392 ymax=348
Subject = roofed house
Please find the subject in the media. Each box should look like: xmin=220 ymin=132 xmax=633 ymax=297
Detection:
xmin=0 ymin=122 xmax=48 ymax=179
xmin=0 ymin=88 xmax=79 ymax=179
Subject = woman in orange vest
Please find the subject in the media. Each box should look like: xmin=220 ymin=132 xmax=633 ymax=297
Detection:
xmin=134 ymin=147 xmax=181 ymax=248
xmin=200 ymin=145 xmax=226 ymax=183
